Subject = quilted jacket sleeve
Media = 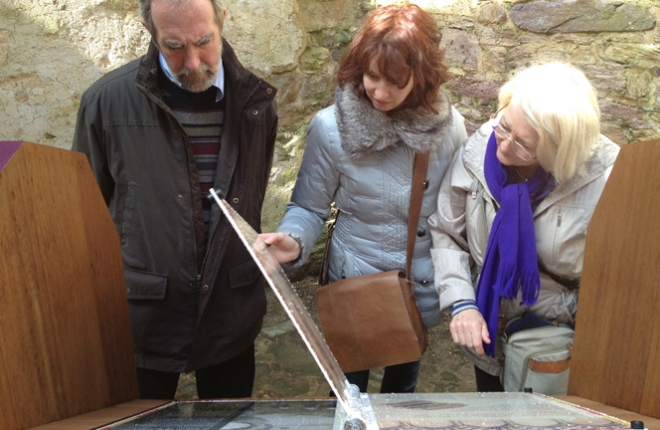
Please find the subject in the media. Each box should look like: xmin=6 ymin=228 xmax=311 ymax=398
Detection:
xmin=276 ymin=108 xmax=340 ymax=266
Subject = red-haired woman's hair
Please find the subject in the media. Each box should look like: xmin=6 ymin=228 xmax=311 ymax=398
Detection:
xmin=337 ymin=3 xmax=451 ymax=113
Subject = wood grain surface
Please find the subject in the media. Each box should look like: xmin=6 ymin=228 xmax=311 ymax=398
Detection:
xmin=27 ymin=400 xmax=169 ymax=430
xmin=568 ymin=139 xmax=660 ymax=419
xmin=0 ymin=142 xmax=138 ymax=430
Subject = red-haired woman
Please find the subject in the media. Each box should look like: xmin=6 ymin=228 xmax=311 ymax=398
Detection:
xmin=261 ymin=4 xmax=467 ymax=393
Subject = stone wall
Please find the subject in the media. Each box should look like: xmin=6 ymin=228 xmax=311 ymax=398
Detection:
xmin=1 ymin=0 xmax=658 ymax=237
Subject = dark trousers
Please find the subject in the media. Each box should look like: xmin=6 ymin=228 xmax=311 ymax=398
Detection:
xmin=474 ymin=365 xmax=504 ymax=392
xmin=136 ymin=343 xmax=256 ymax=399
xmin=345 ymin=360 xmax=420 ymax=393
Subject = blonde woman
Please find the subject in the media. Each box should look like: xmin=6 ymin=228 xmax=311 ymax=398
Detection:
xmin=429 ymin=62 xmax=619 ymax=391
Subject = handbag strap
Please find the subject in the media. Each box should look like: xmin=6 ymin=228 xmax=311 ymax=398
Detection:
xmin=320 ymin=153 xmax=429 ymax=284
xmin=405 ymin=152 xmax=430 ymax=279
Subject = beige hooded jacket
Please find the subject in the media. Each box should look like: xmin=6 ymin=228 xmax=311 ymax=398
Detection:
xmin=429 ymin=121 xmax=620 ymax=375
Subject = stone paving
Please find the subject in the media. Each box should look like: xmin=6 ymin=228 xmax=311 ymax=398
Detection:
xmin=175 ymin=276 xmax=475 ymax=399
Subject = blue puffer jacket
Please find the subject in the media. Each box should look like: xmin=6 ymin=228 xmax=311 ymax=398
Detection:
xmin=277 ymin=86 xmax=467 ymax=327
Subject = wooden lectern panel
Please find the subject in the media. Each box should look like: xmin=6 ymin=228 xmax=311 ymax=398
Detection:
xmin=568 ymin=139 xmax=660 ymax=418
xmin=0 ymin=141 xmax=138 ymax=430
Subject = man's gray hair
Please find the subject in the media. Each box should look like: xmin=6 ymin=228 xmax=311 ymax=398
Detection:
xmin=138 ymin=0 xmax=225 ymax=36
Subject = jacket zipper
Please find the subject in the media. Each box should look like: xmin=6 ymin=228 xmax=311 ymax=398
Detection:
xmin=191 ymin=81 xmax=272 ymax=289
xmin=150 ymin=92 xmax=205 ymax=286
xmin=196 ymin=198 xmax=224 ymax=290
xmin=557 ymin=207 xmax=562 ymax=227
xmin=196 ymin=223 xmax=214 ymax=290
xmin=466 ymin=165 xmax=497 ymax=208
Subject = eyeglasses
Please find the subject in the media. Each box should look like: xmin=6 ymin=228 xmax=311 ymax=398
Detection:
xmin=490 ymin=114 xmax=537 ymax=162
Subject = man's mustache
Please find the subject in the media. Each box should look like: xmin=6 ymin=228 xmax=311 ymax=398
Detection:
xmin=176 ymin=63 xmax=213 ymax=77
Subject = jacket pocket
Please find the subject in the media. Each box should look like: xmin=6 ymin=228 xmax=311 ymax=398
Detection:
xmin=465 ymin=184 xmax=495 ymax=266
xmin=116 ymin=181 xmax=148 ymax=272
xmin=119 ymin=181 xmax=139 ymax=249
xmin=548 ymin=204 xmax=592 ymax=277
xmin=125 ymin=268 xmax=167 ymax=300
xmin=327 ymin=241 xmax=348 ymax=282
xmin=228 ymin=259 xmax=263 ymax=289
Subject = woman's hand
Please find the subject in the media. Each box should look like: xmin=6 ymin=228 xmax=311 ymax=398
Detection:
xmin=259 ymin=232 xmax=301 ymax=264
xmin=449 ymin=308 xmax=491 ymax=357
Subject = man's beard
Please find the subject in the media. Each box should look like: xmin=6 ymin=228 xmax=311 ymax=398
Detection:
xmin=176 ymin=63 xmax=219 ymax=93
xmin=164 ymin=41 xmax=223 ymax=93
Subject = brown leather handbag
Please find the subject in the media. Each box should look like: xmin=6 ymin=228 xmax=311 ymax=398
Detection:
xmin=314 ymin=153 xmax=429 ymax=373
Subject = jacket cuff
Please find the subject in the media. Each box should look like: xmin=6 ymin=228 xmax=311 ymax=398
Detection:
xmin=451 ymin=300 xmax=478 ymax=317
xmin=280 ymin=234 xmax=305 ymax=270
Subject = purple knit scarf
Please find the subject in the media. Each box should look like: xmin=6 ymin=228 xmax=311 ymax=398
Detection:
xmin=477 ymin=132 xmax=556 ymax=357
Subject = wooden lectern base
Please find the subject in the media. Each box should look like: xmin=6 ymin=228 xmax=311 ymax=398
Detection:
xmin=1 ymin=141 xmax=138 ymax=430
xmin=27 ymin=400 xmax=168 ymax=430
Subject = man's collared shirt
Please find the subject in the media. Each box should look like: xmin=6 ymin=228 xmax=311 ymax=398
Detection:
xmin=159 ymin=53 xmax=225 ymax=102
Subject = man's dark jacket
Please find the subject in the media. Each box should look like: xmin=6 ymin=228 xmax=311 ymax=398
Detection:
xmin=73 ymin=40 xmax=278 ymax=372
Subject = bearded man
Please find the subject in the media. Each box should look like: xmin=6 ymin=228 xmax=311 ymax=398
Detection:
xmin=73 ymin=0 xmax=277 ymax=399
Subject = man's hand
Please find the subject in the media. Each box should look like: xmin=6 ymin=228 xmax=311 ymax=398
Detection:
xmin=259 ymin=232 xmax=301 ymax=264
xmin=449 ymin=308 xmax=490 ymax=356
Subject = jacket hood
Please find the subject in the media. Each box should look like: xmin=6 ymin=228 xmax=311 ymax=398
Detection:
xmin=334 ymin=85 xmax=454 ymax=159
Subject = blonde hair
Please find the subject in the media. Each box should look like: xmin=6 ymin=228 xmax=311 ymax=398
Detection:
xmin=498 ymin=62 xmax=600 ymax=183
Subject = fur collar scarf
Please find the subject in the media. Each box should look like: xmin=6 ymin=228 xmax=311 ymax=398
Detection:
xmin=334 ymin=85 xmax=454 ymax=159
